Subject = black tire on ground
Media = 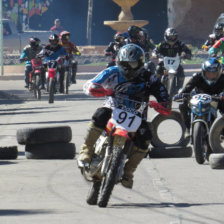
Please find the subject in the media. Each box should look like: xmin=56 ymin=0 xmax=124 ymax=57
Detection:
xmin=16 ymin=126 xmax=72 ymax=145
xmin=209 ymin=153 xmax=224 ymax=169
xmin=193 ymin=122 xmax=206 ymax=164
xmin=0 ymin=146 xmax=18 ymax=159
xmin=98 ymin=146 xmax=123 ymax=208
xmin=150 ymin=111 xmax=189 ymax=148
xmin=86 ymin=181 xmax=101 ymax=205
xmin=209 ymin=117 xmax=224 ymax=153
xmin=149 ymin=146 xmax=193 ymax=158
xmin=25 ymin=142 xmax=76 ymax=159
xmin=49 ymin=77 xmax=55 ymax=104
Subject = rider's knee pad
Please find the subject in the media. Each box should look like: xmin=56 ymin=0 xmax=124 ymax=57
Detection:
xmin=134 ymin=121 xmax=152 ymax=150
xmin=92 ymin=107 xmax=112 ymax=129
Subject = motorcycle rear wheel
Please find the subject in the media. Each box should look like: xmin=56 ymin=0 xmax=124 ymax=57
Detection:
xmin=49 ymin=77 xmax=55 ymax=104
xmin=193 ymin=122 xmax=207 ymax=164
xmin=98 ymin=146 xmax=123 ymax=208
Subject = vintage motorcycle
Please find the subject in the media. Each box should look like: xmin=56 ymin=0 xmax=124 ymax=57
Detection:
xmin=28 ymin=58 xmax=43 ymax=100
xmin=174 ymin=93 xmax=220 ymax=164
xmin=78 ymin=87 xmax=169 ymax=207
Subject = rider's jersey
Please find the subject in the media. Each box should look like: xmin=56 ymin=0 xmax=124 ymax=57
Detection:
xmin=209 ymin=37 xmax=224 ymax=57
xmin=153 ymin=40 xmax=192 ymax=58
xmin=20 ymin=45 xmax=42 ymax=66
xmin=181 ymin=72 xmax=224 ymax=95
xmin=84 ymin=66 xmax=170 ymax=118
xmin=105 ymin=42 xmax=125 ymax=59
xmin=38 ymin=44 xmax=67 ymax=63
xmin=60 ymin=41 xmax=80 ymax=56
xmin=203 ymin=33 xmax=222 ymax=50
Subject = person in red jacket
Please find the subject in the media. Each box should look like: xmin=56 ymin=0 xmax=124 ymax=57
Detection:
xmin=50 ymin=18 xmax=64 ymax=35
xmin=59 ymin=31 xmax=81 ymax=83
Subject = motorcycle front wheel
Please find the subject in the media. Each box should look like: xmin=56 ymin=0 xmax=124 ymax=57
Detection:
xmin=49 ymin=77 xmax=55 ymax=104
xmin=33 ymin=74 xmax=41 ymax=100
xmin=63 ymin=71 xmax=69 ymax=94
xmin=97 ymin=146 xmax=123 ymax=208
xmin=193 ymin=122 xmax=207 ymax=164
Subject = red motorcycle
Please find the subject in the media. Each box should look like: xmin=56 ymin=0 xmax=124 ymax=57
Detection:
xmin=29 ymin=58 xmax=43 ymax=100
xmin=79 ymin=86 xmax=170 ymax=207
xmin=46 ymin=57 xmax=65 ymax=104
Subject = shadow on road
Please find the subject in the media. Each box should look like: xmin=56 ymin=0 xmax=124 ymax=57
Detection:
xmin=0 ymin=119 xmax=91 ymax=126
xmin=0 ymin=209 xmax=55 ymax=216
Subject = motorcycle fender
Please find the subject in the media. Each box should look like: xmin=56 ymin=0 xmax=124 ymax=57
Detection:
xmin=113 ymin=128 xmax=129 ymax=139
xmin=48 ymin=68 xmax=55 ymax=78
xmin=192 ymin=119 xmax=209 ymax=135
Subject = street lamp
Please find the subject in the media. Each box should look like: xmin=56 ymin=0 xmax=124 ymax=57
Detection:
xmin=0 ymin=0 xmax=3 ymax=76
xmin=86 ymin=0 xmax=93 ymax=45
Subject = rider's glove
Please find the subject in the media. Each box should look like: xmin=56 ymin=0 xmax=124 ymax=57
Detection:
xmin=173 ymin=93 xmax=183 ymax=101
xmin=19 ymin=58 xmax=25 ymax=63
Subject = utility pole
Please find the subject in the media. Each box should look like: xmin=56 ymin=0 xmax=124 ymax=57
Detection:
xmin=86 ymin=0 xmax=93 ymax=45
xmin=0 ymin=0 xmax=3 ymax=76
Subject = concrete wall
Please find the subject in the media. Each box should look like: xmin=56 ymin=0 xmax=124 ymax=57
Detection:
xmin=168 ymin=0 xmax=224 ymax=46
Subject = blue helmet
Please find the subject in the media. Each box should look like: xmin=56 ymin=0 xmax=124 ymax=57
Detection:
xmin=202 ymin=57 xmax=222 ymax=85
xmin=117 ymin=44 xmax=145 ymax=80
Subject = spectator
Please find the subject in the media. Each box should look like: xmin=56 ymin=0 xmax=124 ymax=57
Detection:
xmin=50 ymin=18 xmax=64 ymax=35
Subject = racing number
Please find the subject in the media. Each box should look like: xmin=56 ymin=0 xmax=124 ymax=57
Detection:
xmin=116 ymin=111 xmax=136 ymax=127
xmin=168 ymin=59 xmax=175 ymax=65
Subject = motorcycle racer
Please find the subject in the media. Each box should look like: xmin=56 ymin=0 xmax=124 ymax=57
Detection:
xmin=78 ymin=44 xmax=171 ymax=189
xmin=59 ymin=31 xmax=81 ymax=83
xmin=153 ymin=27 xmax=192 ymax=90
xmin=104 ymin=32 xmax=126 ymax=68
xmin=202 ymin=23 xmax=224 ymax=51
xmin=38 ymin=34 xmax=68 ymax=93
xmin=174 ymin=57 xmax=224 ymax=137
xmin=20 ymin=37 xmax=43 ymax=88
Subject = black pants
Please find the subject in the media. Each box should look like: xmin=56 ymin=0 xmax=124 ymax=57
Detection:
xmin=92 ymin=107 xmax=151 ymax=150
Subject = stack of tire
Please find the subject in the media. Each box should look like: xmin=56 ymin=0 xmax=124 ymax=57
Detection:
xmin=149 ymin=111 xmax=192 ymax=158
xmin=0 ymin=146 xmax=18 ymax=160
xmin=16 ymin=126 xmax=75 ymax=159
xmin=208 ymin=117 xmax=224 ymax=169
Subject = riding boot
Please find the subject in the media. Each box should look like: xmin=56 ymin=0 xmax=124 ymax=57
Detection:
xmin=78 ymin=122 xmax=104 ymax=165
xmin=121 ymin=146 xmax=149 ymax=189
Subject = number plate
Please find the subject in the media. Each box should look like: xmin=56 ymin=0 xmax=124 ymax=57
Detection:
xmin=112 ymin=108 xmax=142 ymax=132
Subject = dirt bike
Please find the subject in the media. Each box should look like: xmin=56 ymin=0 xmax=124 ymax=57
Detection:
xmin=45 ymin=57 xmax=64 ymax=103
xmin=160 ymin=54 xmax=181 ymax=99
xmin=174 ymin=93 xmax=220 ymax=164
xmin=78 ymin=91 xmax=168 ymax=207
xmin=28 ymin=58 xmax=43 ymax=100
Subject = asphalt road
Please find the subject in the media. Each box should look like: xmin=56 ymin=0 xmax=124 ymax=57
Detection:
xmin=0 ymin=69 xmax=223 ymax=224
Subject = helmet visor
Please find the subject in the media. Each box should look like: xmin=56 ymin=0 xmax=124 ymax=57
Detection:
xmin=167 ymin=35 xmax=177 ymax=41
xmin=119 ymin=61 xmax=139 ymax=70
xmin=205 ymin=71 xmax=219 ymax=81
xmin=49 ymin=39 xmax=58 ymax=45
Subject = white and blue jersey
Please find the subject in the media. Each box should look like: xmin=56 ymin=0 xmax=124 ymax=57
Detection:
xmin=84 ymin=66 xmax=170 ymax=117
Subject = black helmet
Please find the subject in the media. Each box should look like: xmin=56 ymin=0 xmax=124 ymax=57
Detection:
xmin=117 ymin=44 xmax=145 ymax=80
xmin=164 ymin=28 xmax=178 ymax=45
xmin=202 ymin=57 xmax=222 ymax=85
xmin=114 ymin=32 xmax=124 ymax=44
xmin=141 ymin=27 xmax=149 ymax=39
xmin=49 ymin=34 xmax=59 ymax=45
xmin=29 ymin=37 xmax=40 ymax=48
xmin=214 ymin=23 xmax=224 ymax=38
xmin=127 ymin=25 xmax=142 ymax=39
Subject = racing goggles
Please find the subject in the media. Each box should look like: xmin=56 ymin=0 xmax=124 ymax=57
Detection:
xmin=119 ymin=61 xmax=139 ymax=70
